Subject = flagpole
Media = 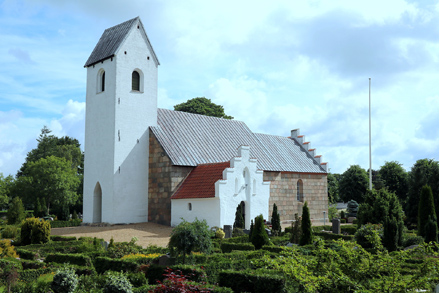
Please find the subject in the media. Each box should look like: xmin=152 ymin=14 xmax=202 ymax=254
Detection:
xmin=369 ymin=78 xmax=372 ymax=190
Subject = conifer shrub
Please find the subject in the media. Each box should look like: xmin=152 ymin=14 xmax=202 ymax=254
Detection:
xmin=251 ymin=214 xmax=270 ymax=249
xmin=7 ymin=197 xmax=25 ymax=225
xmin=418 ymin=185 xmax=438 ymax=241
xmin=290 ymin=213 xmax=302 ymax=244
xmin=20 ymin=217 xmax=51 ymax=245
xmin=271 ymin=203 xmax=281 ymax=236
xmin=299 ymin=202 xmax=313 ymax=245
xmin=233 ymin=204 xmax=244 ymax=230
xmin=51 ymin=266 xmax=79 ymax=293
xmin=249 ymin=219 xmax=254 ymax=240
xmin=0 ymin=239 xmax=18 ymax=258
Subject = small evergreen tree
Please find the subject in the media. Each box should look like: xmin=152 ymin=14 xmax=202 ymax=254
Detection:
xmin=249 ymin=219 xmax=254 ymax=241
xmin=251 ymin=214 xmax=270 ymax=249
xmin=383 ymin=216 xmax=399 ymax=251
xmin=233 ymin=203 xmax=244 ymax=230
xmin=299 ymin=202 xmax=313 ymax=245
xmin=418 ymin=185 xmax=437 ymax=240
xmin=271 ymin=203 xmax=281 ymax=236
xmin=7 ymin=197 xmax=26 ymax=225
xmin=290 ymin=213 xmax=302 ymax=244
xmin=424 ymin=215 xmax=438 ymax=243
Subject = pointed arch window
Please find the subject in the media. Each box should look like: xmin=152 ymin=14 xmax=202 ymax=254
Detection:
xmin=132 ymin=71 xmax=140 ymax=91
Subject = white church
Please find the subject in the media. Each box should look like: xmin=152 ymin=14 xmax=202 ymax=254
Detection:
xmin=83 ymin=17 xmax=329 ymax=228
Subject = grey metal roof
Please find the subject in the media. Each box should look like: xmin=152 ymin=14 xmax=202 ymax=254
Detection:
xmin=151 ymin=109 xmax=326 ymax=173
xmin=84 ymin=17 xmax=159 ymax=67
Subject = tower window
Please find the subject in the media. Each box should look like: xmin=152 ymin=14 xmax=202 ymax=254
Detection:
xmin=132 ymin=71 xmax=140 ymax=91
xmin=97 ymin=69 xmax=105 ymax=93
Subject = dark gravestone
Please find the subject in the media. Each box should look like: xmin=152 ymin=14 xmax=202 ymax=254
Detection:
xmin=332 ymin=218 xmax=341 ymax=234
xmin=224 ymin=225 xmax=233 ymax=238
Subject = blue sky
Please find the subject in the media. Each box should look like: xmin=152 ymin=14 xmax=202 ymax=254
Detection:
xmin=1 ymin=0 xmax=438 ymax=176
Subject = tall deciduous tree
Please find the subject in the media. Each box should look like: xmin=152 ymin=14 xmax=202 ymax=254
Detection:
xmin=327 ymin=173 xmax=341 ymax=203
xmin=379 ymin=161 xmax=408 ymax=204
xmin=174 ymin=97 xmax=233 ymax=119
xmin=17 ymin=156 xmax=80 ymax=215
xmin=418 ymin=185 xmax=437 ymax=242
xmin=0 ymin=173 xmax=14 ymax=210
xmin=406 ymin=159 xmax=439 ymax=225
xmin=339 ymin=165 xmax=369 ymax=203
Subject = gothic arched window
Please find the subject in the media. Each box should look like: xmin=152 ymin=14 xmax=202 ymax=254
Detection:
xmin=132 ymin=71 xmax=140 ymax=91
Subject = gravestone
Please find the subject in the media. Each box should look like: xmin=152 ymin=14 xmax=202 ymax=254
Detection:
xmin=332 ymin=218 xmax=341 ymax=234
xmin=224 ymin=225 xmax=232 ymax=238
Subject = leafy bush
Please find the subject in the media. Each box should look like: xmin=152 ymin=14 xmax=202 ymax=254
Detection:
xmin=220 ymin=242 xmax=255 ymax=253
xmin=20 ymin=217 xmax=51 ymax=245
xmin=0 ymin=239 xmax=18 ymax=258
xmin=402 ymin=234 xmax=424 ymax=247
xmin=126 ymin=272 xmax=148 ymax=288
xmin=107 ymin=239 xmax=143 ymax=259
xmin=51 ymin=266 xmax=79 ymax=293
xmin=104 ymin=271 xmax=133 ymax=293
xmin=215 ymin=228 xmax=225 ymax=239
xmin=354 ymin=224 xmax=382 ymax=250
xmin=0 ymin=258 xmax=21 ymax=291
xmin=168 ymin=218 xmax=213 ymax=263
xmin=1 ymin=225 xmax=20 ymax=239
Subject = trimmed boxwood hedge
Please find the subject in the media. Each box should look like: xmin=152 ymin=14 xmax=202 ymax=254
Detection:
xmin=45 ymin=252 xmax=93 ymax=267
xmin=50 ymin=235 xmax=77 ymax=241
xmin=49 ymin=219 xmax=82 ymax=228
xmin=16 ymin=248 xmax=39 ymax=260
xmin=218 ymin=270 xmax=286 ymax=293
xmin=220 ymin=242 xmax=255 ymax=253
xmin=94 ymin=257 xmax=138 ymax=274
xmin=19 ymin=267 xmax=54 ymax=282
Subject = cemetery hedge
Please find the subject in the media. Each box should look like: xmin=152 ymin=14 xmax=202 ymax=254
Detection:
xmin=1 ymin=223 xmax=439 ymax=292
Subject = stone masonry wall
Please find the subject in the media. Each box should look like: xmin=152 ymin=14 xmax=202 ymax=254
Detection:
xmin=148 ymin=130 xmax=192 ymax=225
xmin=264 ymin=171 xmax=328 ymax=224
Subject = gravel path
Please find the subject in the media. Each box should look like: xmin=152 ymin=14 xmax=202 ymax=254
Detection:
xmin=51 ymin=222 xmax=173 ymax=248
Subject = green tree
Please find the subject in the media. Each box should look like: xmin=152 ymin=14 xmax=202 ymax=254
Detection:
xmin=357 ymin=189 xmax=404 ymax=250
xmin=174 ymin=97 xmax=233 ymax=119
xmin=168 ymin=218 xmax=213 ymax=263
xmin=251 ymin=214 xmax=270 ymax=249
xmin=300 ymin=202 xmax=313 ymax=245
xmin=290 ymin=213 xmax=302 ymax=244
xmin=418 ymin=185 xmax=437 ymax=241
xmin=7 ymin=197 xmax=25 ymax=225
xmin=406 ymin=159 xmax=439 ymax=225
xmin=327 ymin=173 xmax=341 ymax=203
xmin=339 ymin=165 xmax=369 ymax=203
xmin=379 ymin=161 xmax=408 ymax=203
xmin=233 ymin=203 xmax=244 ymax=230
xmin=0 ymin=173 xmax=14 ymax=210
xmin=271 ymin=203 xmax=281 ymax=236
xmin=16 ymin=156 xmax=80 ymax=215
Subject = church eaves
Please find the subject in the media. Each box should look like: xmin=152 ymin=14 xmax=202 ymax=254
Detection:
xmin=84 ymin=17 xmax=159 ymax=67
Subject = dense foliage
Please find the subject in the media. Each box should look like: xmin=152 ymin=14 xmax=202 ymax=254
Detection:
xmin=174 ymin=97 xmax=233 ymax=119
xmin=233 ymin=203 xmax=244 ymax=230
xmin=21 ymin=217 xmax=51 ymax=245
xmin=339 ymin=165 xmax=369 ymax=203
xmin=251 ymin=214 xmax=270 ymax=249
xmin=379 ymin=161 xmax=409 ymax=203
xmin=168 ymin=218 xmax=213 ymax=263
xmin=418 ymin=185 xmax=438 ymax=242
xmin=7 ymin=197 xmax=25 ymax=225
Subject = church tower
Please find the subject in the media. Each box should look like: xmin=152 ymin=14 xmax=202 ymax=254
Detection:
xmin=83 ymin=17 xmax=159 ymax=223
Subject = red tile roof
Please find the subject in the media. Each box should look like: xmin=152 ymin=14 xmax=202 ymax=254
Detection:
xmin=171 ymin=162 xmax=230 ymax=199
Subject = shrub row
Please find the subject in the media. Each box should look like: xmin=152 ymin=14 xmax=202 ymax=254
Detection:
xmin=262 ymin=245 xmax=294 ymax=253
xmin=341 ymin=224 xmax=358 ymax=235
xmin=19 ymin=267 xmax=54 ymax=282
xmin=94 ymin=256 xmax=138 ymax=274
xmin=218 ymin=270 xmax=286 ymax=293
xmin=16 ymin=248 xmax=38 ymax=260
xmin=49 ymin=219 xmax=82 ymax=228
xmin=220 ymin=242 xmax=255 ymax=253
xmin=314 ymin=231 xmax=355 ymax=241
xmin=45 ymin=252 xmax=93 ymax=267
xmin=50 ymin=235 xmax=77 ymax=241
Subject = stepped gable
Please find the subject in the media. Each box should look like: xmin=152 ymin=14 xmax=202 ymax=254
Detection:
xmin=150 ymin=109 xmax=326 ymax=173
xmin=171 ymin=162 xmax=230 ymax=199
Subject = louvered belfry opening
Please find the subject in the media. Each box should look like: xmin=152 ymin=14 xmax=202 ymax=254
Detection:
xmin=132 ymin=71 xmax=140 ymax=91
